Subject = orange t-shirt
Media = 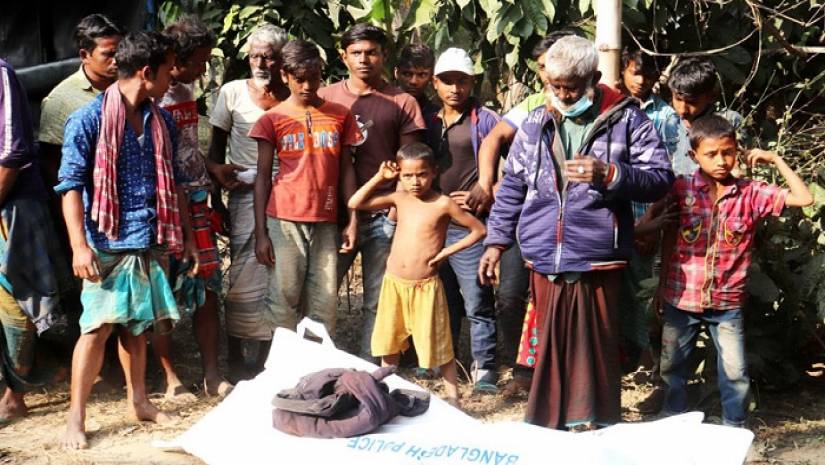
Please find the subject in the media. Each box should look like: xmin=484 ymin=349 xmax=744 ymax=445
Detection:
xmin=248 ymin=101 xmax=362 ymax=222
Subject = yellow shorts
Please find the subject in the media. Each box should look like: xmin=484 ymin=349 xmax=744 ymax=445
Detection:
xmin=371 ymin=273 xmax=454 ymax=369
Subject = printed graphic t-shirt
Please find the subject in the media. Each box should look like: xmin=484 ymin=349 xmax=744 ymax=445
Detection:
xmin=248 ymin=101 xmax=362 ymax=223
xmin=159 ymin=82 xmax=210 ymax=189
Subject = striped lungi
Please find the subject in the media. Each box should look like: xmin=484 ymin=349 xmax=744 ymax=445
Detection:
xmin=225 ymin=188 xmax=272 ymax=340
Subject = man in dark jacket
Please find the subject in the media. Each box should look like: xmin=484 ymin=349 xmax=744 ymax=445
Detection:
xmin=478 ymin=36 xmax=673 ymax=430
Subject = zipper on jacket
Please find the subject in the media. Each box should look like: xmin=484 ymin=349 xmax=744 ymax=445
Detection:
xmin=613 ymin=214 xmax=619 ymax=249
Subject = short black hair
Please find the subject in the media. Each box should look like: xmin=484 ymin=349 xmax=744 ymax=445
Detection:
xmin=74 ymin=14 xmax=124 ymax=52
xmin=397 ymin=44 xmax=434 ymax=70
xmin=341 ymin=23 xmax=388 ymax=51
xmin=396 ymin=142 xmax=436 ymax=168
xmin=621 ymin=46 xmax=660 ymax=77
xmin=163 ymin=16 xmax=215 ymax=63
xmin=281 ymin=40 xmax=323 ymax=76
xmin=115 ymin=31 xmax=173 ymax=78
xmin=688 ymin=114 xmax=736 ymax=150
xmin=668 ymin=57 xmax=718 ymax=98
xmin=531 ymin=29 xmax=580 ymax=60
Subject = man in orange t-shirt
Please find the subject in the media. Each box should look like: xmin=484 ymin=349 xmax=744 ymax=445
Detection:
xmin=249 ymin=40 xmax=361 ymax=332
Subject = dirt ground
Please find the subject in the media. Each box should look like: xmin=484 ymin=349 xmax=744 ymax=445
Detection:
xmin=2 ymin=269 xmax=825 ymax=464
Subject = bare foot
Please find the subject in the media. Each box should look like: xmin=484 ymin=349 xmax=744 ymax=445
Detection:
xmin=501 ymin=375 xmax=531 ymax=398
xmin=164 ymin=383 xmax=197 ymax=403
xmin=445 ymin=396 xmax=461 ymax=409
xmin=0 ymin=391 xmax=28 ymax=426
xmin=59 ymin=414 xmax=88 ymax=449
xmin=128 ymin=399 xmax=178 ymax=425
xmin=203 ymin=377 xmax=233 ymax=398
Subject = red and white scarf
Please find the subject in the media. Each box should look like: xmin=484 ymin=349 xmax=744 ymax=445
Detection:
xmin=90 ymin=83 xmax=183 ymax=253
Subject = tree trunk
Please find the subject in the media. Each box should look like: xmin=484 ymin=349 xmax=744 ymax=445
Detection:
xmin=595 ymin=0 xmax=621 ymax=88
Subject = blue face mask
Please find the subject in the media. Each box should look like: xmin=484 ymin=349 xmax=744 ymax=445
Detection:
xmin=552 ymin=92 xmax=594 ymax=118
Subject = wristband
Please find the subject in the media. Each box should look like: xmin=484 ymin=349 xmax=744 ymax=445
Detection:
xmin=603 ymin=163 xmax=616 ymax=186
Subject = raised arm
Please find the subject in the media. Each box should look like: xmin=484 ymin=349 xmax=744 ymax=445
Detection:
xmin=348 ymin=161 xmax=399 ymax=211
xmin=428 ymin=198 xmax=486 ymax=267
xmin=747 ymin=149 xmax=813 ymax=207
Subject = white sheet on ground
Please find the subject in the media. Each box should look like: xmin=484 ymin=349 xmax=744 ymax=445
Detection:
xmin=161 ymin=322 xmax=753 ymax=465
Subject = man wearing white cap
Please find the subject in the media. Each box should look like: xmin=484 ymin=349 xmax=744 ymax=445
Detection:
xmin=424 ymin=47 xmax=502 ymax=393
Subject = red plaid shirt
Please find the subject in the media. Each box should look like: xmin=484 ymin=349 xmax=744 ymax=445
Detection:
xmin=663 ymin=173 xmax=787 ymax=312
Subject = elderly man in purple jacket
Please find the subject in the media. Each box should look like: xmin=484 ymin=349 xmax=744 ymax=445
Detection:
xmin=478 ymin=36 xmax=673 ymax=430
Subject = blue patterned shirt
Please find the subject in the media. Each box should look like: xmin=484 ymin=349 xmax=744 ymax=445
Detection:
xmin=632 ymin=94 xmax=681 ymax=220
xmin=55 ymin=93 xmax=183 ymax=251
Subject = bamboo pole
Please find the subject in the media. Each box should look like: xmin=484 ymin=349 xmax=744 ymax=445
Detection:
xmin=595 ymin=0 xmax=622 ymax=87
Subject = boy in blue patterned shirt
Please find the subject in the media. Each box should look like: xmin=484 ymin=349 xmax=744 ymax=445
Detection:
xmin=56 ymin=31 xmax=198 ymax=450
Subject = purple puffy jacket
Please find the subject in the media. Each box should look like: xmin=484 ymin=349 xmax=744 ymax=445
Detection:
xmin=485 ymin=88 xmax=674 ymax=274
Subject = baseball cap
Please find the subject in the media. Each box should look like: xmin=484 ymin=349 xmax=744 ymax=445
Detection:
xmin=434 ymin=48 xmax=475 ymax=76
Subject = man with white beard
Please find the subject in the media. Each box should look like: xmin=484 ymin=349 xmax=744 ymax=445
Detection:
xmin=208 ymin=24 xmax=289 ymax=380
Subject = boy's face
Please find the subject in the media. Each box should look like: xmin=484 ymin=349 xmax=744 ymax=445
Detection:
xmin=282 ymin=67 xmax=322 ymax=106
xmin=342 ymin=40 xmax=384 ymax=82
xmin=536 ymin=52 xmax=551 ymax=88
xmin=398 ymin=158 xmax=435 ymax=197
xmin=144 ymin=52 xmax=175 ymax=99
xmin=671 ymin=92 xmax=714 ymax=123
xmin=690 ymin=135 xmax=737 ymax=181
xmin=171 ymin=46 xmax=211 ymax=84
xmin=622 ymin=61 xmax=657 ymax=100
xmin=395 ymin=66 xmax=432 ymax=99
xmin=433 ymin=71 xmax=473 ymax=109
xmin=80 ymin=35 xmax=121 ymax=81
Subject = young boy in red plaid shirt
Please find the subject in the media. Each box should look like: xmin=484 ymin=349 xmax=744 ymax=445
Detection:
xmin=655 ymin=115 xmax=812 ymax=427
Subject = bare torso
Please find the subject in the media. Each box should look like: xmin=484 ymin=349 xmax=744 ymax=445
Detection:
xmin=386 ymin=192 xmax=451 ymax=280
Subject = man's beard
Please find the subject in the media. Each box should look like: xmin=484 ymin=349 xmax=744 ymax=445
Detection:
xmin=550 ymin=85 xmax=595 ymax=112
xmin=252 ymin=69 xmax=271 ymax=87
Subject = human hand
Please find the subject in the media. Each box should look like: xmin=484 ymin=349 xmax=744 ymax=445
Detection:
xmin=181 ymin=239 xmax=200 ymax=277
xmin=478 ymin=247 xmax=503 ymax=286
xmin=465 ymin=183 xmax=493 ymax=214
xmin=647 ymin=208 xmax=680 ymax=232
xmin=72 ymin=245 xmax=101 ymax=282
xmin=339 ymin=219 xmax=358 ymax=253
xmin=449 ymin=191 xmax=473 ymax=212
xmin=209 ymin=162 xmax=247 ymax=190
xmin=375 ymin=161 xmax=399 ymax=182
xmin=427 ymin=249 xmax=449 ymax=269
xmin=255 ymin=233 xmax=275 ymax=267
xmin=564 ymin=154 xmax=608 ymax=185
xmin=651 ymin=288 xmax=665 ymax=320
xmin=746 ymin=149 xmax=778 ymax=168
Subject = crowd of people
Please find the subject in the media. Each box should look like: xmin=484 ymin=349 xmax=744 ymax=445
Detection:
xmin=0 ymin=12 xmax=813 ymax=450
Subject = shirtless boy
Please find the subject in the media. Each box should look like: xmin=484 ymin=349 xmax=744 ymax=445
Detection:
xmin=348 ymin=142 xmax=485 ymax=405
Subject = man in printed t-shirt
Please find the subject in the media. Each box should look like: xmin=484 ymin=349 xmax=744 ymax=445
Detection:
xmin=318 ymin=23 xmax=425 ymax=359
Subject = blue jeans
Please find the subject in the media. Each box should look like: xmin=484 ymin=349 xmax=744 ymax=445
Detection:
xmin=660 ymin=303 xmax=749 ymax=426
xmin=439 ymin=225 xmax=497 ymax=371
xmin=338 ymin=214 xmax=394 ymax=358
xmin=497 ymin=243 xmax=530 ymax=367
